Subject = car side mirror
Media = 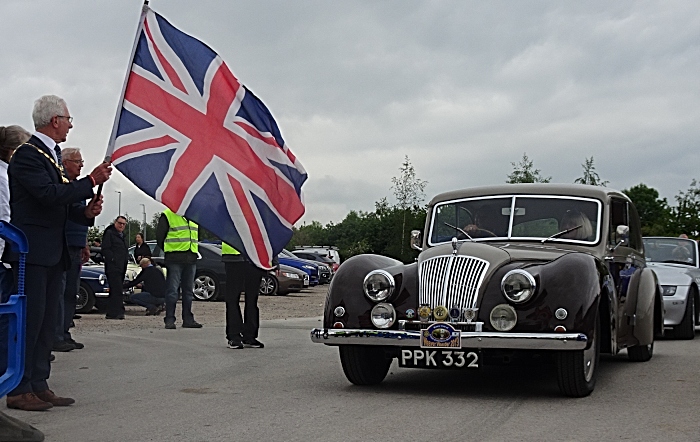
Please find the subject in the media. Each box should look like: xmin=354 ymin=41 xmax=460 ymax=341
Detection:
xmin=610 ymin=224 xmax=629 ymax=251
xmin=410 ymin=230 xmax=423 ymax=251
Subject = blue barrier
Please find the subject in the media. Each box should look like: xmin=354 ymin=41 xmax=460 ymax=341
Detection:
xmin=0 ymin=221 xmax=28 ymax=397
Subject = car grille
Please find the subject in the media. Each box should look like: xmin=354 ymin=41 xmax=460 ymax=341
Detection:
xmin=418 ymin=255 xmax=489 ymax=313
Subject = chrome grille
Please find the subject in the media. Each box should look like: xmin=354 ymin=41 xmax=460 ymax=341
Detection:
xmin=419 ymin=255 xmax=489 ymax=313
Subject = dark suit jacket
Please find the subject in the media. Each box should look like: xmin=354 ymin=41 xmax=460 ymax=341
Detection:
xmin=101 ymin=224 xmax=128 ymax=274
xmin=6 ymin=135 xmax=95 ymax=267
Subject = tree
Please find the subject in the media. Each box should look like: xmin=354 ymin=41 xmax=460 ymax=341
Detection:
xmin=391 ymin=156 xmax=428 ymax=256
xmin=673 ymin=180 xmax=700 ymax=237
xmin=506 ymin=153 xmax=551 ymax=183
xmin=623 ymin=184 xmax=673 ymax=236
xmin=574 ymin=157 xmax=608 ymax=186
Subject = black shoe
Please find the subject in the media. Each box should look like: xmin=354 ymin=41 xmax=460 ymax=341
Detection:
xmin=145 ymin=306 xmax=158 ymax=316
xmin=106 ymin=314 xmax=125 ymax=320
xmin=73 ymin=314 xmax=82 ymax=320
xmin=52 ymin=341 xmax=75 ymax=352
xmin=227 ymin=339 xmax=244 ymax=349
xmin=49 ymin=354 xmax=56 ymax=362
xmin=67 ymin=339 xmax=84 ymax=350
xmin=164 ymin=322 xmax=176 ymax=330
xmin=182 ymin=321 xmax=203 ymax=329
xmin=243 ymin=339 xmax=264 ymax=348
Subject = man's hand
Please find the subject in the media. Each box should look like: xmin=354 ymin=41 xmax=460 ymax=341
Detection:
xmin=89 ymin=162 xmax=112 ymax=186
xmin=85 ymin=194 xmax=104 ymax=219
xmin=81 ymin=246 xmax=91 ymax=264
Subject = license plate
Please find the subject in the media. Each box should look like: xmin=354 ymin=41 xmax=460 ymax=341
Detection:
xmin=399 ymin=349 xmax=480 ymax=369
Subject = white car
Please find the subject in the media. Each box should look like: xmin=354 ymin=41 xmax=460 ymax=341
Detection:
xmin=643 ymin=237 xmax=700 ymax=339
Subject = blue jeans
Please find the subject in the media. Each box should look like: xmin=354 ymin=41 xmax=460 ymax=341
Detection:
xmin=164 ymin=262 xmax=195 ymax=324
xmin=130 ymin=291 xmax=164 ymax=309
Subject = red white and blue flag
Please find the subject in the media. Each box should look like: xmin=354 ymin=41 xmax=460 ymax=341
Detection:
xmin=108 ymin=6 xmax=307 ymax=270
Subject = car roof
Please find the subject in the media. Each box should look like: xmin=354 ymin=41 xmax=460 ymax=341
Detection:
xmin=428 ymin=183 xmax=630 ymax=206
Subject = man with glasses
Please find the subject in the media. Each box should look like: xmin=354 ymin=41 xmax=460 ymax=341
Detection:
xmin=101 ymin=216 xmax=129 ymax=320
xmin=5 ymin=95 xmax=111 ymax=411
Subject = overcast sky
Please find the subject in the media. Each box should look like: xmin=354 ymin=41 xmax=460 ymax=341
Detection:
xmin=1 ymin=0 xmax=698 ymax=230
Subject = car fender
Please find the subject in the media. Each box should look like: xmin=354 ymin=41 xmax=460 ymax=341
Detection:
xmin=632 ymin=267 xmax=658 ymax=346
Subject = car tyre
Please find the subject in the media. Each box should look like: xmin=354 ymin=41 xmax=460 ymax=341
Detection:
xmin=339 ymin=345 xmax=391 ymax=386
xmin=75 ymin=281 xmax=96 ymax=314
xmin=193 ymin=272 xmax=219 ymax=301
xmin=556 ymin=315 xmax=599 ymax=397
xmin=259 ymin=274 xmax=278 ymax=296
xmin=672 ymin=290 xmax=696 ymax=340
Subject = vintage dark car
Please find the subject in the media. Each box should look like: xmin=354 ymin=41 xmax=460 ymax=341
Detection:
xmin=311 ymin=184 xmax=664 ymax=397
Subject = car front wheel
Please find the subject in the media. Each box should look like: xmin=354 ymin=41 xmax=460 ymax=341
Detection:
xmin=556 ymin=315 xmax=599 ymax=397
xmin=339 ymin=345 xmax=391 ymax=386
xmin=259 ymin=275 xmax=278 ymax=296
xmin=193 ymin=272 xmax=219 ymax=301
xmin=673 ymin=291 xmax=696 ymax=340
xmin=76 ymin=282 xmax=96 ymax=313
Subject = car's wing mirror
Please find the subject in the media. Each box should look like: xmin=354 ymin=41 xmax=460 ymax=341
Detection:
xmin=410 ymin=230 xmax=423 ymax=251
xmin=610 ymin=225 xmax=629 ymax=251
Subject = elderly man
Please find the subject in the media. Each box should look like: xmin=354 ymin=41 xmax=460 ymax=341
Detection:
xmin=5 ymin=95 xmax=111 ymax=411
xmin=101 ymin=216 xmax=129 ymax=319
xmin=52 ymin=148 xmax=91 ymax=352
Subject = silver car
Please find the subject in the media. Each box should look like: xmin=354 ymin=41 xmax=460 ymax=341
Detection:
xmin=643 ymin=237 xmax=700 ymax=339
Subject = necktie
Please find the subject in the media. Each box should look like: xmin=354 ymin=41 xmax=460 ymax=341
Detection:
xmin=54 ymin=145 xmax=62 ymax=165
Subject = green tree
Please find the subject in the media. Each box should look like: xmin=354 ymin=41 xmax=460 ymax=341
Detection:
xmin=574 ymin=157 xmax=609 ymax=186
xmin=391 ymin=156 xmax=428 ymax=256
xmin=623 ymin=184 xmax=673 ymax=236
xmin=506 ymin=153 xmax=551 ymax=183
xmin=673 ymin=180 xmax=700 ymax=237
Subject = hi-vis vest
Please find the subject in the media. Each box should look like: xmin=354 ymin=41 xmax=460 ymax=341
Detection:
xmin=163 ymin=209 xmax=198 ymax=253
xmin=221 ymin=242 xmax=240 ymax=255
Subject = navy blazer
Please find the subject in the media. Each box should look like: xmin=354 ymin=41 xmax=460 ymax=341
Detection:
xmin=6 ymin=135 xmax=95 ymax=267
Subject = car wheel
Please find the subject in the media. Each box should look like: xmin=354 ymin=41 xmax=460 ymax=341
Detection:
xmin=672 ymin=290 xmax=696 ymax=340
xmin=556 ymin=315 xmax=599 ymax=397
xmin=193 ymin=272 xmax=219 ymax=301
xmin=259 ymin=274 xmax=278 ymax=296
xmin=339 ymin=345 xmax=391 ymax=386
xmin=76 ymin=282 xmax=96 ymax=314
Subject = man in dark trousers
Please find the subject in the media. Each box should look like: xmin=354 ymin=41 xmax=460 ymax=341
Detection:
xmin=123 ymin=258 xmax=166 ymax=315
xmin=101 ymin=216 xmax=129 ymax=320
xmin=5 ymin=94 xmax=111 ymax=411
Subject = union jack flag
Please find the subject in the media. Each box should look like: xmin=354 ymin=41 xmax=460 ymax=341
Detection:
xmin=108 ymin=6 xmax=307 ymax=270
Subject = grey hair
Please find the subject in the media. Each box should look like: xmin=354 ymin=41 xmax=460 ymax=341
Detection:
xmin=61 ymin=147 xmax=81 ymax=160
xmin=0 ymin=125 xmax=31 ymax=162
xmin=32 ymin=95 xmax=67 ymax=129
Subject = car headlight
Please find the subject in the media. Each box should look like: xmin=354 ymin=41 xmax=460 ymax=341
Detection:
xmin=371 ymin=303 xmax=396 ymax=328
xmin=501 ymin=269 xmax=536 ymax=303
xmin=363 ymin=270 xmax=395 ymax=302
xmin=303 ymin=265 xmax=314 ymax=270
xmin=661 ymin=285 xmax=677 ymax=296
xmin=282 ymin=272 xmax=300 ymax=279
xmin=98 ymin=274 xmax=106 ymax=285
xmin=490 ymin=304 xmax=517 ymax=331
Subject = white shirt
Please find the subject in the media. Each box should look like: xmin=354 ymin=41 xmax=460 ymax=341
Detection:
xmin=33 ymin=131 xmax=59 ymax=163
xmin=0 ymin=160 xmax=10 ymax=259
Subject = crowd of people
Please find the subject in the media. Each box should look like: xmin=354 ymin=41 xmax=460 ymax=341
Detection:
xmin=0 ymin=94 xmax=268 ymax=413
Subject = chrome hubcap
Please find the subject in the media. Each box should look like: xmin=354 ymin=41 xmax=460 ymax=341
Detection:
xmin=194 ymin=276 xmax=216 ymax=300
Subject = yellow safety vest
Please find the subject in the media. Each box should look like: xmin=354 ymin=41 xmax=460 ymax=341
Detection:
xmin=163 ymin=209 xmax=198 ymax=253
xmin=221 ymin=242 xmax=240 ymax=255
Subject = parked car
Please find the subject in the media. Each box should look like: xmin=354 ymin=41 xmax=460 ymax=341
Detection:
xmin=291 ymin=251 xmax=336 ymax=281
xmin=260 ymin=264 xmax=307 ymax=296
xmin=294 ymin=245 xmax=341 ymax=270
xmin=643 ymin=236 xmax=700 ymax=339
xmin=76 ymin=262 xmax=139 ymax=313
xmin=277 ymin=250 xmax=320 ymax=286
xmin=311 ymin=184 xmax=664 ymax=397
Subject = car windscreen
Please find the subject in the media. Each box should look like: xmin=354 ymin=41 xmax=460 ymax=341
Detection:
xmin=643 ymin=238 xmax=698 ymax=266
xmin=429 ymin=195 xmax=601 ymax=245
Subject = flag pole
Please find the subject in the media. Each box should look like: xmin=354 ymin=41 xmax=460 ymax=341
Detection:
xmin=98 ymin=0 xmax=149 ymax=197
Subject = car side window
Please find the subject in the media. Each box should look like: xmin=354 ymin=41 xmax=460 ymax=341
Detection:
xmin=609 ymin=198 xmax=629 ymax=245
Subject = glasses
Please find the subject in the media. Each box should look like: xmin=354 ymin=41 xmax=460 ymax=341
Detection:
xmin=65 ymin=159 xmax=84 ymax=165
xmin=56 ymin=115 xmax=73 ymax=123
xmin=116 ymin=221 xmax=126 ymax=226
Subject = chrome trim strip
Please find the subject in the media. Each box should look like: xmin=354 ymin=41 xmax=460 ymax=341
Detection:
xmin=310 ymin=328 xmax=587 ymax=350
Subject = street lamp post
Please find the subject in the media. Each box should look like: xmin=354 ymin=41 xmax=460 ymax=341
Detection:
xmin=140 ymin=204 xmax=147 ymax=241
xmin=115 ymin=191 xmax=122 ymax=216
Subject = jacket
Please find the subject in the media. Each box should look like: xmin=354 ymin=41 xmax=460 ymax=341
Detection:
xmin=101 ymin=224 xmax=128 ymax=274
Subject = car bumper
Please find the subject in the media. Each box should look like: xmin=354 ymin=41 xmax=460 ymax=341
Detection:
xmin=310 ymin=328 xmax=588 ymax=350
xmin=662 ymin=286 xmax=691 ymax=326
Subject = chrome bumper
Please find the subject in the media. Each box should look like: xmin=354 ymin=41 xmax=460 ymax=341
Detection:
xmin=310 ymin=328 xmax=588 ymax=350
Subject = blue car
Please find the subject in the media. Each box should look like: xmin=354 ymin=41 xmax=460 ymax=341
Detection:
xmin=278 ymin=249 xmax=320 ymax=286
xmin=76 ymin=263 xmax=109 ymax=313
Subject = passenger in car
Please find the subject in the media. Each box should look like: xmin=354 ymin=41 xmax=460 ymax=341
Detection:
xmin=559 ymin=210 xmax=593 ymax=240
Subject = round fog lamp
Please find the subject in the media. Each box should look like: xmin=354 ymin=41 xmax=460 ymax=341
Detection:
xmin=371 ymin=303 xmax=396 ymax=329
xmin=490 ymin=304 xmax=517 ymax=331
xmin=501 ymin=270 xmax=536 ymax=303
xmin=363 ymin=270 xmax=395 ymax=302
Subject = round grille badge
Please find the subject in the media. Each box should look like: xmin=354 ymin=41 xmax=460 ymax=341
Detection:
xmin=418 ymin=305 xmax=431 ymax=322
xmin=405 ymin=309 xmax=416 ymax=319
xmin=448 ymin=306 xmax=461 ymax=320
xmin=433 ymin=305 xmax=448 ymax=321
xmin=463 ymin=308 xmax=478 ymax=322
